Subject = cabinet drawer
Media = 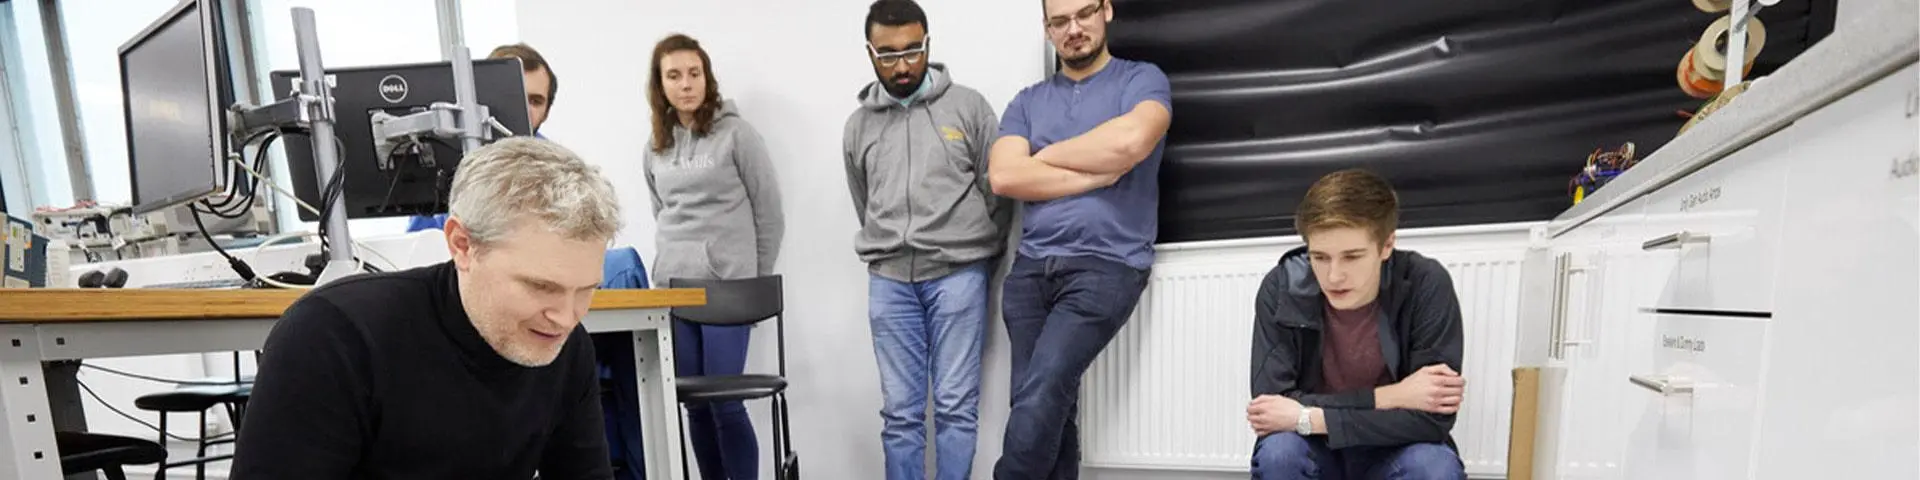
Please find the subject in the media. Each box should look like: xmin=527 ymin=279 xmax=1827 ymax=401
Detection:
xmin=1630 ymin=313 xmax=1770 ymax=480
xmin=1639 ymin=131 xmax=1792 ymax=314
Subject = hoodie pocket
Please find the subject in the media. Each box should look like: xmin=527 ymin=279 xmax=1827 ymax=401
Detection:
xmin=658 ymin=239 xmax=721 ymax=281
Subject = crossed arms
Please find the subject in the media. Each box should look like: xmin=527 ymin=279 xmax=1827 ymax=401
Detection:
xmin=988 ymin=66 xmax=1173 ymax=202
xmin=987 ymin=100 xmax=1170 ymax=202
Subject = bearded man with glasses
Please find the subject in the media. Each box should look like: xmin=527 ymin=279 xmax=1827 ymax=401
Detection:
xmin=986 ymin=0 xmax=1173 ymax=478
xmin=841 ymin=1 xmax=1012 ymax=479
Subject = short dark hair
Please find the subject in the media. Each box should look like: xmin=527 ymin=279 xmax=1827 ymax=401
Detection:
xmin=489 ymin=43 xmax=557 ymax=105
xmin=865 ymin=0 xmax=929 ymax=40
xmin=1295 ymin=169 xmax=1400 ymax=245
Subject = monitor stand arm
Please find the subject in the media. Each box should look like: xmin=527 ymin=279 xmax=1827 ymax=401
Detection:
xmin=367 ymin=44 xmax=505 ymax=172
xmin=225 ymin=7 xmax=358 ymax=287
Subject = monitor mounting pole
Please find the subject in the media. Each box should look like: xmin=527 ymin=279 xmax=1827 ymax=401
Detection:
xmin=286 ymin=7 xmax=358 ymax=285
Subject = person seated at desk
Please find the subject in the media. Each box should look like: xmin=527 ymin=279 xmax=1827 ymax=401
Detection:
xmin=231 ymin=137 xmax=623 ymax=479
xmin=1245 ymin=169 xmax=1468 ymax=480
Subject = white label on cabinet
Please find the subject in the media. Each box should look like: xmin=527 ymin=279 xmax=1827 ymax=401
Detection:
xmin=1681 ymin=185 xmax=1723 ymax=211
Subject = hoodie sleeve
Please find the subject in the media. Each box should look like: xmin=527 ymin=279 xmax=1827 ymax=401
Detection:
xmin=1319 ymin=262 xmax=1465 ymax=449
xmin=732 ymin=122 xmax=785 ymax=276
xmin=842 ymin=115 xmax=869 ymax=227
xmin=642 ymin=149 xmax=663 ymax=218
xmin=969 ymin=94 xmax=1012 ymax=238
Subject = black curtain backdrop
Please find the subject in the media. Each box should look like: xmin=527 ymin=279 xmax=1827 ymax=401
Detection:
xmin=1106 ymin=0 xmax=1835 ymax=242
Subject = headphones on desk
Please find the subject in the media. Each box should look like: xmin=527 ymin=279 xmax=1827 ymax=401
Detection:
xmin=76 ymin=267 xmax=128 ymax=288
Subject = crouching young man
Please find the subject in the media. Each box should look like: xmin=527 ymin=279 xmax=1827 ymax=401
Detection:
xmin=1245 ymin=169 xmax=1468 ymax=480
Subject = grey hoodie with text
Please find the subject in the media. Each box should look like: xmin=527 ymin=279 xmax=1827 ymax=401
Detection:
xmin=645 ymin=101 xmax=784 ymax=283
xmin=843 ymin=65 xmax=1012 ymax=282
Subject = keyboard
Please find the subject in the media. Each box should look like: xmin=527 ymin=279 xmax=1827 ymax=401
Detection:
xmin=143 ymin=278 xmax=251 ymax=289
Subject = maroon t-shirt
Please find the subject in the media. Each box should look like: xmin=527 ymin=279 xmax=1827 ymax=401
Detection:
xmin=1317 ymin=301 xmax=1394 ymax=394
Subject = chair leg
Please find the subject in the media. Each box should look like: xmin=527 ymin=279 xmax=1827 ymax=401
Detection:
xmin=103 ymin=465 xmax=127 ymax=480
xmin=678 ymin=405 xmax=691 ymax=480
xmin=155 ymin=414 xmax=169 ymax=480
xmin=196 ymin=411 xmax=209 ymax=480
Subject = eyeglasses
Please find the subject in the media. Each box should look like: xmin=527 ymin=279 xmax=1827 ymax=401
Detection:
xmin=1045 ymin=0 xmax=1105 ymax=32
xmin=868 ymin=36 xmax=930 ymax=67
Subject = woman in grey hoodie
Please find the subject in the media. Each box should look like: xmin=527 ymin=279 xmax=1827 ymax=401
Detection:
xmin=643 ymin=34 xmax=784 ymax=480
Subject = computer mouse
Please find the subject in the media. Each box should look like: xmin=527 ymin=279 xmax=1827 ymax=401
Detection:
xmin=102 ymin=268 xmax=129 ymax=289
xmin=77 ymin=270 xmax=105 ymax=288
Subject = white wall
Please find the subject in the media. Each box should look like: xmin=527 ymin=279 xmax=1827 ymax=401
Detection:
xmin=516 ymin=0 xmax=1046 ymax=477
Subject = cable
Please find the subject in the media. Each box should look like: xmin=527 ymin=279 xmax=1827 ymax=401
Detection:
xmin=77 ymin=380 xmax=237 ymax=443
xmin=80 ymin=363 xmax=246 ymax=386
xmin=188 ymin=205 xmax=257 ymax=282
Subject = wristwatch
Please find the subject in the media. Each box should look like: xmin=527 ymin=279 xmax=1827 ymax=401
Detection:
xmin=1296 ymin=407 xmax=1316 ymax=435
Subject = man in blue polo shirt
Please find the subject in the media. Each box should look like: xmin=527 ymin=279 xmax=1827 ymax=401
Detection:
xmin=986 ymin=0 xmax=1171 ymax=477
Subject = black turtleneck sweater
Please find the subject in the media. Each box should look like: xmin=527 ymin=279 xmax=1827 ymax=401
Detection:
xmin=231 ymin=262 xmax=611 ymax=479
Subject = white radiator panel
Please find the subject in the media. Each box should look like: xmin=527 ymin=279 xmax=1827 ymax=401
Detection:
xmin=1082 ymin=235 xmax=1529 ymax=478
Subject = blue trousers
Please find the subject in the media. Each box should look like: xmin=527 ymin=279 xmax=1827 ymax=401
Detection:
xmin=1251 ymin=433 xmax=1465 ymax=480
xmin=674 ymin=320 xmax=759 ymax=480
xmin=993 ymin=255 xmax=1149 ymax=480
xmin=869 ymin=261 xmax=992 ymax=480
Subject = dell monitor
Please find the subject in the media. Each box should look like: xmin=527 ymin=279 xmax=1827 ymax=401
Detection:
xmin=120 ymin=0 xmax=236 ymax=214
xmin=271 ymin=58 xmax=531 ymax=222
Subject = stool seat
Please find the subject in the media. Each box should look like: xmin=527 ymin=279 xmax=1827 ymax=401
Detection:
xmin=134 ymin=384 xmax=251 ymax=412
xmin=677 ymin=374 xmax=787 ymax=404
xmin=57 ymin=431 xmax=167 ymax=473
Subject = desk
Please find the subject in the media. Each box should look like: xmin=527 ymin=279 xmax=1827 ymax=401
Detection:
xmin=0 ymin=288 xmax=702 ymax=480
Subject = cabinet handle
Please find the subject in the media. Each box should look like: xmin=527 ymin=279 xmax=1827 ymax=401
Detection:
xmin=1641 ymin=231 xmax=1711 ymax=251
xmin=1629 ymin=374 xmax=1694 ymax=395
xmin=1549 ymin=253 xmax=1570 ymax=359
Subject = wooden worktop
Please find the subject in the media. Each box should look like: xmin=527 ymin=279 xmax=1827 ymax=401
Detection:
xmin=0 ymin=288 xmax=705 ymax=322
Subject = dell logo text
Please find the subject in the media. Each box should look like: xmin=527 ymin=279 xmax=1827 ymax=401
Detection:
xmin=378 ymin=75 xmax=409 ymax=103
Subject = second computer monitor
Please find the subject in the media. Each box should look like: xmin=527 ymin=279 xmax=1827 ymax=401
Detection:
xmin=272 ymin=58 xmax=531 ymax=222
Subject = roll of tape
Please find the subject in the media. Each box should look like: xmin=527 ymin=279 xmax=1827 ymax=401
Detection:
xmin=1693 ymin=0 xmax=1732 ymax=13
xmin=1694 ymin=15 xmax=1767 ymax=78
xmin=1677 ymin=50 xmax=1722 ymax=99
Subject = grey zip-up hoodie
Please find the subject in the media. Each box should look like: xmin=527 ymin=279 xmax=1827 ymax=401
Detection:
xmin=645 ymin=101 xmax=784 ymax=282
xmin=843 ymin=65 xmax=1012 ymax=282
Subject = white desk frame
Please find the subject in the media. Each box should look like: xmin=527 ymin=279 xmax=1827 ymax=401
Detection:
xmin=0 ymin=309 xmax=683 ymax=480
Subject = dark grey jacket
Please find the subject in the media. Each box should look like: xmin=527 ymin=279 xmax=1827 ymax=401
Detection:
xmin=1251 ymin=245 xmax=1466 ymax=450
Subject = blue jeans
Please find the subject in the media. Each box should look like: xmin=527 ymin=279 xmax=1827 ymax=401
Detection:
xmin=994 ymin=255 xmax=1149 ymax=480
xmin=674 ymin=320 xmax=758 ymax=480
xmin=869 ymin=261 xmax=993 ymax=480
xmin=1251 ymin=433 xmax=1465 ymax=480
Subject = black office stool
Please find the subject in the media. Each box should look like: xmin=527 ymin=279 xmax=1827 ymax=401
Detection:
xmin=134 ymin=383 xmax=250 ymax=480
xmin=667 ymin=275 xmax=798 ymax=480
xmin=56 ymin=431 xmax=167 ymax=480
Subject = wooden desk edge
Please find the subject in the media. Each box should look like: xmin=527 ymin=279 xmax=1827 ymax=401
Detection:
xmin=0 ymin=288 xmax=706 ymax=322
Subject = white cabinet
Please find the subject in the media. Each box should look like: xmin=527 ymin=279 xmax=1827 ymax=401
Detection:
xmin=1638 ymin=131 xmax=1792 ymax=315
xmin=1534 ymin=197 xmax=1664 ymax=480
xmin=1533 ymin=60 xmax=1918 ymax=480
xmin=1748 ymin=62 xmax=1920 ymax=480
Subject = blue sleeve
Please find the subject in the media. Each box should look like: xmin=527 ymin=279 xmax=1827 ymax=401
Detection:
xmin=1121 ymin=63 xmax=1172 ymax=113
xmin=405 ymin=214 xmax=447 ymax=232
xmin=996 ymin=88 xmax=1032 ymax=141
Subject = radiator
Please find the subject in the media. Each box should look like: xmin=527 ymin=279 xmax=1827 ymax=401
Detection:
xmin=1081 ymin=241 xmax=1528 ymax=478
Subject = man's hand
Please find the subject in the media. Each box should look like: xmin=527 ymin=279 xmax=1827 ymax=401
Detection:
xmin=1247 ymin=394 xmax=1304 ymax=436
xmin=1376 ymin=364 xmax=1466 ymax=414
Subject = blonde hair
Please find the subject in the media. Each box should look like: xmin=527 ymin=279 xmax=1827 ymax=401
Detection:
xmin=1295 ymin=168 xmax=1399 ymax=245
xmin=447 ymin=137 xmax=622 ymax=246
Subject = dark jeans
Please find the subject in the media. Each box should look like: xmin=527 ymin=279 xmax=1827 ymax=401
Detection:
xmin=993 ymin=255 xmax=1149 ymax=480
xmin=674 ymin=320 xmax=759 ymax=480
xmin=1252 ymin=433 xmax=1466 ymax=480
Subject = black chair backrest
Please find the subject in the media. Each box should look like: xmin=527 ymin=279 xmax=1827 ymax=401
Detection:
xmin=668 ymin=275 xmax=783 ymax=326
